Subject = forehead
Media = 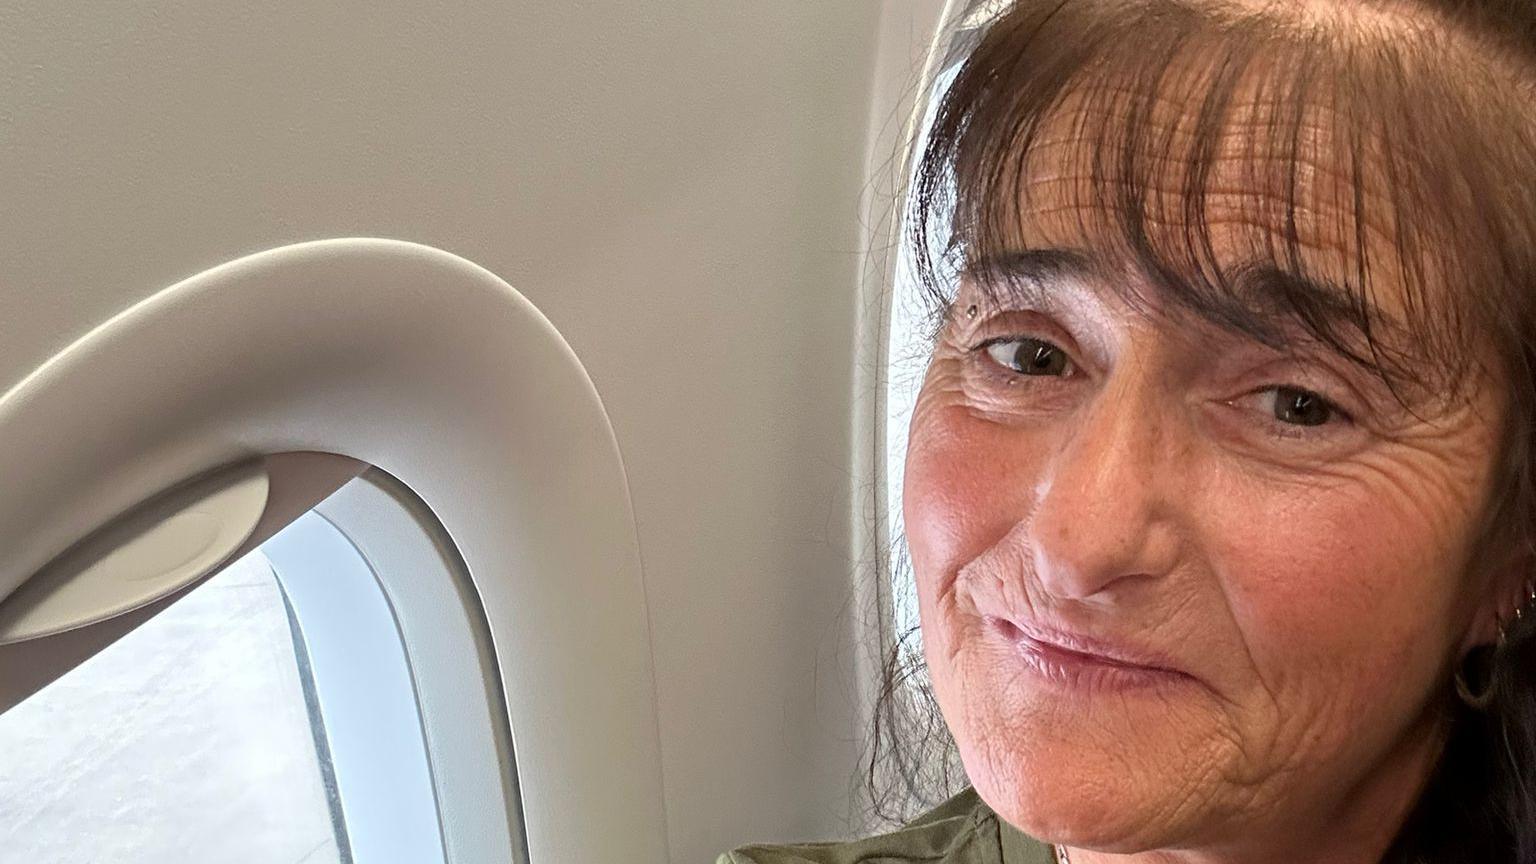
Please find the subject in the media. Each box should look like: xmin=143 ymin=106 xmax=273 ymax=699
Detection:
xmin=1013 ymin=75 xmax=1408 ymax=309
xmin=958 ymin=54 xmax=1474 ymax=379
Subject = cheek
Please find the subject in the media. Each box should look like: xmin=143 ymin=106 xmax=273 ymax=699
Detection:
xmin=1207 ymin=467 xmax=1468 ymax=722
xmin=903 ymin=400 xmax=1043 ymax=630
xmin=902 ymin=394 xmax=1067 ymax=769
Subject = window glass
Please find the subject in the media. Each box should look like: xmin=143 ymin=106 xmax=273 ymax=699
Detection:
xmin=0 ymin=551 xmax=347 ymax=864
xmin=887 ymin=57 xmax=964 ymax=642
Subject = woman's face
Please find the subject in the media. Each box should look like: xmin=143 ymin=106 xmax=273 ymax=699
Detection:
xmin=902 ymin=122 xmax=1512 ymax=856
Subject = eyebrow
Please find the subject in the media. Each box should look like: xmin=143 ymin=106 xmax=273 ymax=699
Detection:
xmin=1212 ymin=261 xmax=1412 ymax=350
xmin=968 ymin=247 xmax=1101 ymax=292
xmin=967 ymin=246 xmax=1410 ymax=349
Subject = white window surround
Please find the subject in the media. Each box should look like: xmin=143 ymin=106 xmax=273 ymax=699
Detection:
xmin=304 ymin=466 xmax=529 ymax=864
xmin=0 ymin=239 xmax=668 ymax=862
xmin=265 ymin=506 xmax=448 ymax=864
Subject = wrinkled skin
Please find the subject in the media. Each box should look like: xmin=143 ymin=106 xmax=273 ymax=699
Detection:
xmin=901 ymin=91 xmax=1520 ymax=864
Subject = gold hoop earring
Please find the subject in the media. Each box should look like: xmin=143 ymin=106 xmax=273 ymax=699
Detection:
xmin=1455 ymin=644 xmax=1497 ymax=710
xmin=1456 ymin=579 xmax=1536 ymax=710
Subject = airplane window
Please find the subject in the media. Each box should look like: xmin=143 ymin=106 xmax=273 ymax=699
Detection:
xmin=0 ymin=503 xmax=447 ymax=864
xmin=0 ymin=551 xmax=349 ymax=864
xmin=886 ymin=58 xmax=964 ymax=643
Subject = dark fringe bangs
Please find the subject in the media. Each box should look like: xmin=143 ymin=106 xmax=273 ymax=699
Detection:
xmin=909 ymin=0 xmax=1536 ymax=412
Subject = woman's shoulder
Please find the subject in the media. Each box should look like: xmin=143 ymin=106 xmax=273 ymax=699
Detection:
xmin=715 ymin=787 xmax=1056 ymax=864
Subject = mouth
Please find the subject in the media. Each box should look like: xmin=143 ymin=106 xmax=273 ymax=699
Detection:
xmin=985 ymin=615 xmax=1196 ymax=691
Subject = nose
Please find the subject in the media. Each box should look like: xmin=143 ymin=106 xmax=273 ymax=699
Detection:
xmin=1028 ymin=369 xmax=1184 ymax=602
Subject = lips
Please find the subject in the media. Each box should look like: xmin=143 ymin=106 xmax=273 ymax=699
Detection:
xmin=985 ymin=615 xmax=1195 ymax=685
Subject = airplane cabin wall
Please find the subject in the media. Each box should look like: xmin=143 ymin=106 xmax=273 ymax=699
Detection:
xmin=0 ymin=1 xmax=950 ymax=860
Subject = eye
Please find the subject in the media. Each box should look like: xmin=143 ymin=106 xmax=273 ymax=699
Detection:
xmin=983 ymin=337 xmax=1073 ymax=377
xmin=1258 ymin=385 xmax=1346 ymax=427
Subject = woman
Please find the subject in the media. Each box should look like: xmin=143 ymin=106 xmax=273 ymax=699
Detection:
xmin=722 ymin=0 xmax=1536 ymax=862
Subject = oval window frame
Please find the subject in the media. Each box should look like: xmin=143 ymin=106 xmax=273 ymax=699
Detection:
xmin=0 ymin=238 xmax=667 ymax=863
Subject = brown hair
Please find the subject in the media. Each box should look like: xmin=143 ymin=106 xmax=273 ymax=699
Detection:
xmin=868 ymin=1 xmax=1536 ymax=859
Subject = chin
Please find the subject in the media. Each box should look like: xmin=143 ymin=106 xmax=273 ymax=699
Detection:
xmin=926 ymin=617 xmax=1241 ymax=851
xmin=950 ymin=702 xmax=1220 ymax=853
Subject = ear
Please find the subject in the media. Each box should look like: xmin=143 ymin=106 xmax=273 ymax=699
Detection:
xmin=1461 ymin=545 xmax=1536 ymax=654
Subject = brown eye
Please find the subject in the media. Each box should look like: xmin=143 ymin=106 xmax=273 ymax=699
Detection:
xmin=984 ymin=337 xmax=1071 ymax=376
xmin=1270 ymin=386 xmax=1334 ymax=426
